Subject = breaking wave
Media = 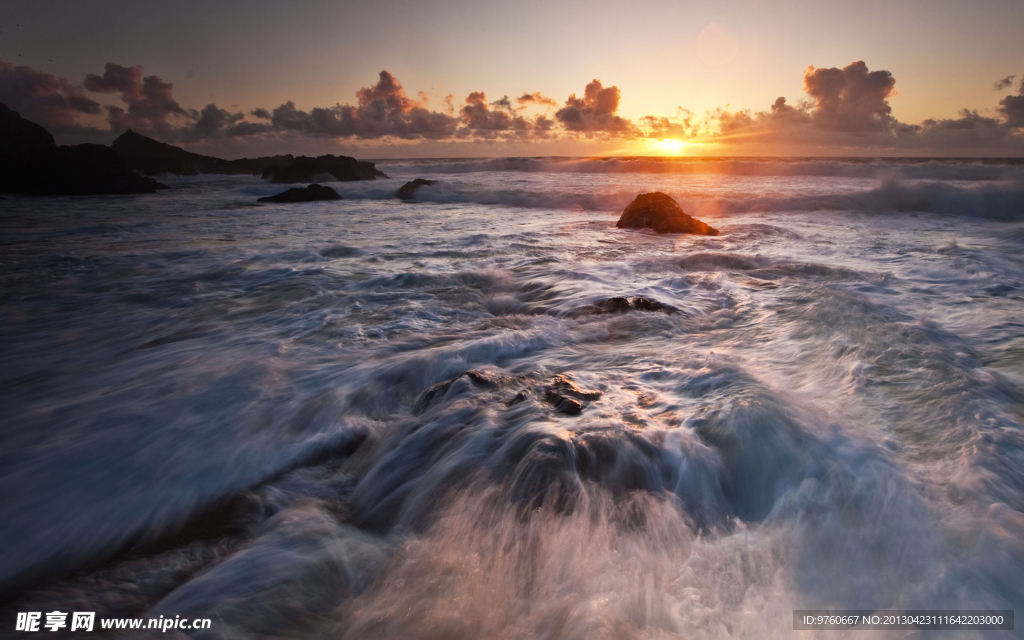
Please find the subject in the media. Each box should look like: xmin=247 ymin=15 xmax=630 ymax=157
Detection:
xmin=379 ymin=156 xmax=1024 ymax=181
xmin=329 ymin=177 xmax=1024 ymax=221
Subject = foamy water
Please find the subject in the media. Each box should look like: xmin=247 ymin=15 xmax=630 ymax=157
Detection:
xmin=1 ymin=158 xmax=1022 ymax=638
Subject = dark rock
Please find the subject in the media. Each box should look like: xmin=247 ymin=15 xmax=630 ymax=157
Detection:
xmin=416 ymin=370 xmax=499 ymax=412
xmin=257 ymin=183 xmax=341 ymax=203
xmin=505 ymin=389 xmax=530 ymax=407
xmin=570 ymin=296 xmax=677 ymax=317
xmin=112 ymin=129 xmax=293 ymax=176
xmin=415 ymin=370 xmax=600 ymax=417
xmin=0 ymin=101 xmax=55 ymax=156
xmin=0 ymin=103 xmax=165 ymax=195
xmin=47 ymin=144 xmax=168 ymax=195
xmin=543 ymin=375 xmax=601 ymax=415
xmin=262 ymin=154 xmax=387 ymax=183
xmin=397 ymin=178 xmax=437 ymax=200
xmin=548 ymin=395 xmax=584 ymax=416
xmin=597 ymin=296 xmax=676 ymax=314
xmin=616 ymin=192 xmax=719 ymax=235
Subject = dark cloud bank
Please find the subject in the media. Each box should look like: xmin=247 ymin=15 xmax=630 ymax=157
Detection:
xmin=2 ymin=59 xmax=1023 ymax=154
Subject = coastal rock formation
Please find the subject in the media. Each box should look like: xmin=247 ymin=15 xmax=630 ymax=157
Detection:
xmin=257 ymin=184 xmax=342 ymax=203
xmin=416 ymin=370 xmax=500 ymax=413
xmin=112 ymin=130 xmax=293 ymax=176
xmin=44 ymin=144 xmax=169 ymax=195
xmin=616 ymin=192 xmax=719 ymax=235
xmin=0 ymin=103 xmax=165 ymax=195
xmin=262 ymin=154 xmax=387 ymax=183
xmin=570 ymin=296 xmax=678 ymax=317
xmin=598 ymin=296 xmax=675 ymax=314
xmin=397 ymin=178 xmax=437 ymax=200
xmin=417 ymin=370 xmax=602 ymax=417
xmin=541 ymin=375 xmax=602 ymax=415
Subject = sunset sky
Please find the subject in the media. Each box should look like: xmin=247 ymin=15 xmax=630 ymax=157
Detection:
xmin=2 ymin=0 xmax=1023 ymax=157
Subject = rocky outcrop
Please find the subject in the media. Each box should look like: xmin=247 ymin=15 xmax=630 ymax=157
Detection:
xmin=112 ymin=130 xmax=293 ymax=176
xmin=397 ymin=178 xmax=437 ymax=200
xmin=570 ymin=296 xmax=677 ymax=318
xmin=597 ymin=296 xmax=675 ymax=314
xmin=0 ymin=103 xmax=165 ymax=195
xmin=541 ymin=375 xmax=602 ymax=415
xmin=0 ymin=102 xmax=59 ymax=193
xmin=257 ymin=184 xmax=341 ymax=203
xmin=616 ymin=192 xmax=719 ymax=235
xmin=44 ymin=144 xmax=169 ymax=195
xmin=417 ymin=370 xmax=601 ymax=417
xmin=262 ymin=155 xmax=387 ymax=183
xmin=416 ymin=370 xmax=499 ymax=413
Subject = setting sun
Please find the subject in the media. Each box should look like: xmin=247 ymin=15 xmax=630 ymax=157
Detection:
xmin=641 ymin=138 xmax=697 ymax=156
xmin=656 ymin=138 xmax=685 ymax=154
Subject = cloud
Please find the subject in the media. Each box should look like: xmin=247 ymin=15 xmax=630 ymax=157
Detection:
xmin=355 ymin=70 xmax=423 ymax=115
xmin=174 ymin=103 xmax=272 ymax=141
xmin=802 ymin=61 xmax=896 ymax=132
xmin=489 ymin=95 xmax=514 ymax=114
xmin=455 ymin=91 xmax=550 ymax=139
xmin=994 ymin=75 xmax=1016 ymax=91
xmin=555 ymin=79 xmax=638 ymax=136
xmin=920 ymin=109 xmax=1002 ymax=131
xmin=684 ymin=61 xmax=1024 ymax=152
xmin=516 ymin=92 xmax=557 ymax=109
xmin=84 ymin=63 xmax=187 ymax=132
xmin=267 ymin=71 xmax=460 ymax=139
xmin=638 ymin=108 xmax=705 ymax=140
xmin=997 ymin=78 xmax=1024 ymax=128
xmin=0 ymin=61 xmax=102 ymax=134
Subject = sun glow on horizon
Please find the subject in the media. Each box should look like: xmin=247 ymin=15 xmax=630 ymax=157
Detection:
xmin=639 ymin=138 xmax=700 ymax=156
xmin=655 ymin=138 xmax=685 ymax=154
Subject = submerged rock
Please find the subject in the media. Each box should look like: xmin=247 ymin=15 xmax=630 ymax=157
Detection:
xmin=397 ymin=178 xmax=437 ymax=200
xmin=416 ymin=370 xmax=499 ymax=412
xmin=570 ymin=296 xmax=677 ymax=317
xmin=616 ymin=192 xmax=719 ymax=235
xmin=599 ymin=296 xmax=675 ymax=313
xmin=262 ymin=154 xmax=387 ymax=183
xmin=542 ymin=375 xmax=602 ymax=415
xmin=0 ymin=103 xmax=166 ymax=195
xmin=416 ymin=370 xmax=601 ymax=417
xmin=257 ymin=184 xmax=341 ymax=203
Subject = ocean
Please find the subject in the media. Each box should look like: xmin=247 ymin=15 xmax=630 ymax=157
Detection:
xmin=1 ymin=157 xmax=1023 ymax=638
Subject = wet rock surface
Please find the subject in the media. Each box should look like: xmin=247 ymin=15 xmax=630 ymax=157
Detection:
xmin=417 ymin=371 xmax=601 ymax=416
xmin=397 ymin=178 xmax=438 ymax=200
xmin=616 ymin=192 xmax=719 ymax=235
xmin=416 ymin=370 xmax=500 ymax=413
xmin=257 ymin=184 xmax=341 ymax=203
xmin=542 ymin=375 xmax=602 ymax=415
xmin=571 ymin=296 xmax=678 ymax=317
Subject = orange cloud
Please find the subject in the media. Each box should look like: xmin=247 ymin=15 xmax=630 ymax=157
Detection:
xmin=555 ymin=80 xmax=637 ymax=136
xmin=516 ymin=92 xmax=557 ymax=109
